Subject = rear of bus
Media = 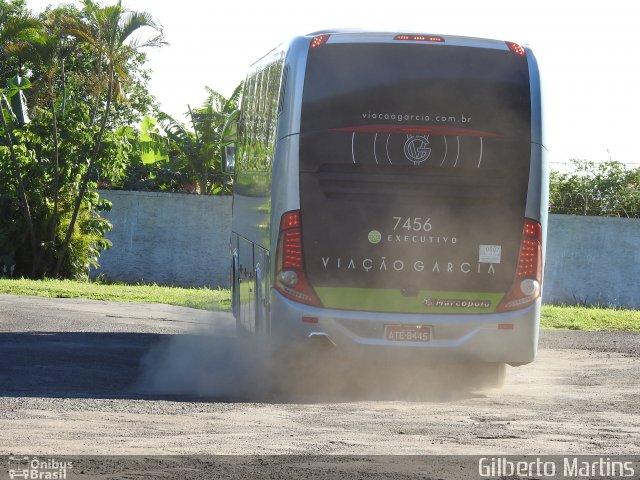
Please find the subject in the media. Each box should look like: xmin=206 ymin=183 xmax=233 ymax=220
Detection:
xmin=271 ymin=32 xmax=546 ymax=366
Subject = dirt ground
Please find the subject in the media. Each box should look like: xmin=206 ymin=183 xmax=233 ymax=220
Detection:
xmin=1 ymin=293 xmax=639 ymax=460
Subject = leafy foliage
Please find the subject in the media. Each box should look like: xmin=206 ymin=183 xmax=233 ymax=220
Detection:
xmin=104 ymin=85 xmax=242 ymax=195
xmin=549 ymin=160 xmax=640 ymax=217
xmin=115 ymin=116 xmax=193 ymax=192
xmin=155 ymin=84 xmax=242 ymax=195
xmin=0 ymin=0 xmax=164 ymax=278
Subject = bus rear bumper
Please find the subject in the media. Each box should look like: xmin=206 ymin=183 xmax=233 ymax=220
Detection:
xmin=269 ymin=292 xmax=540 ymax=365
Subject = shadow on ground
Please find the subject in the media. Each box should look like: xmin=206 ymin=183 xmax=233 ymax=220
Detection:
xmin=0 ymin=330 xmax=487 ymax=403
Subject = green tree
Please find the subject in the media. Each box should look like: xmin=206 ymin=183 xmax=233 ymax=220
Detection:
xmin=550 ymin=160 xmax=640 ymax=217
xmin=12 ymin=11 xmax=75 ymax=265
xmin=0 ymin=5 xmax=41 ymax=273
xmin=114 ymin=116 xmax=194 ymax=192
xmin=54 ymin=0 xmax=165 ymax=275
xmin=0 ymin=0 xmax=30 ymax=78
xmin=158 ymin=84 xmax=241 ymax=195
xmin=1 ymin=0 xmax=165 ymax=278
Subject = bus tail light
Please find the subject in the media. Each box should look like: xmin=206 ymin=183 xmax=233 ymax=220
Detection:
xmin=497 ymin=219 xmax=543 ymax=312
xmin=275 ymin=210 xmax=321 ymax=307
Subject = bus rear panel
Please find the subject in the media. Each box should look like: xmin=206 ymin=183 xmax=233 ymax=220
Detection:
xmin=235 ymin=32 xmax=546 ymax=367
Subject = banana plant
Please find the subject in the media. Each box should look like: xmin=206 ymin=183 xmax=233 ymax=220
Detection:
xmin=158 ymin=83 xmax=242 ymax=194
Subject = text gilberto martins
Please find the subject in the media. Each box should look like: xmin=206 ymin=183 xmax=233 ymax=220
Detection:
xmin=478 ymin=457 xmax=635 ymax=478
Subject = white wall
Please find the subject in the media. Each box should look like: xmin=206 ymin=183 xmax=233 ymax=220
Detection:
xmin=94 ymin=192 xmax=640 ymax=308
xmin=93 ymin=191 xmax=232 ymax=287
xmin=543 ymin=214 xmax=640 ymax=309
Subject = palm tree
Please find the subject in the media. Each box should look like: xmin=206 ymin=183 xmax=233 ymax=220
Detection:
xmin=159 ymin=83 xmax=242 ymax=195
xmin=54 ymin=0 xmax=165 ymax=275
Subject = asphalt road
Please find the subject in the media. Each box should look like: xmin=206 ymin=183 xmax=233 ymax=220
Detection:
xmin=0 ymin=293 xmax=639 ymax=477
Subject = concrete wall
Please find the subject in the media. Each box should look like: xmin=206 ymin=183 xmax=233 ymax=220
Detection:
xmin=92 ymin=190 xmax=231 ymax=287
xmin=94 ymin=191 xmax=639 ymax=308
xmin=543 ymin=214 xmax=640 ymax=309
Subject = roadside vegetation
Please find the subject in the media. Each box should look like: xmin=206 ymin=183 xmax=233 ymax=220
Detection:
xmin=549 ymin=159 xmax=640 ymax=217
xmin=1 ymin=278 xmax=638 ymax=331
xmin=1 ymin=0 xmax=240 ymax=281
xmin=1 ymin=0 xmax=166 ymax=279
xmin=0 ymin=277 xmax=230 ymax=311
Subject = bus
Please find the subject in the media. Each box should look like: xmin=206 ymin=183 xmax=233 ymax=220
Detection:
xmin=224 ymin=30 xmax=547 ymax=387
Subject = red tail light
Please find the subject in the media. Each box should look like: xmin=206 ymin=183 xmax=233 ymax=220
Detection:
xmin=275 ymin=210 xmax=321 ymax=306
xmin=497 ymin=219 xmax=543 ymax=312
xmin=506 ymin=41 xmax=525 ymax=56
xmin=310 ymin=34 xmax=330 ymax=48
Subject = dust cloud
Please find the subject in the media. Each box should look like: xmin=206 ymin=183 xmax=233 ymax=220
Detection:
xmin=135 ymin=321 xmax=273 ymax=400
xmin=135 ymin=319 xmax=498 ymax=402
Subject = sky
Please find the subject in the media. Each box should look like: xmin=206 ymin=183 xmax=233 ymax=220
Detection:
xmin=25 ymin=0 xmax=640 ymax=169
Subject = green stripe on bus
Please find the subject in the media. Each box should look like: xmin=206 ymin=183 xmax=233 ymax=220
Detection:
xmin=314 ymin=287 xmax=505 ymax=314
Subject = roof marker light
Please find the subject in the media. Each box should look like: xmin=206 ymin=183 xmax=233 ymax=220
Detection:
xmin=506 ymin=41 xmax=525 ymax=56
xmin=394 ymin=34 xmax=444 ymax=42
xmin=310 ymin=34 xmax=330 ymax=48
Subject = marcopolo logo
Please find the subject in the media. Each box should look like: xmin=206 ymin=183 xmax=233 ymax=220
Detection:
xmin=8 ymin=456 xmax=73 ymax=479
xmin=367 ymin=230 xmax=382 ymax=244
xmin=424 ymin=297 xmax=492 ymax=309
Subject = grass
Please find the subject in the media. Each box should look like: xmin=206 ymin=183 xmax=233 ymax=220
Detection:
xmin=0 ymin=278 xmax=230 ymax=311
xmin=541 ymin=304 xmax=640 ymax=332
xmin=0 ymin=278 xmax=638 ymax=331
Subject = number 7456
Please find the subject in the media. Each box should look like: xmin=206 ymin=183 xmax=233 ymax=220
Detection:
xmin=392 ymin=217 xmax=432 ymax=232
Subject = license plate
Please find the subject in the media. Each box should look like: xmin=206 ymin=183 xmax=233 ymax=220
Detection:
xmin=384 ymin=325 xmax=433 ymax=342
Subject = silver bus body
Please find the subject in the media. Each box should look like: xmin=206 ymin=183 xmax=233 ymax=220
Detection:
xmin=229 ymin=31 xmax=547 ymax=367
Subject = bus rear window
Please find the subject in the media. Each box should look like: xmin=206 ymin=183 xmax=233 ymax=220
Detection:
xmin=300 ymin=43 xmax=531 ymax=172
